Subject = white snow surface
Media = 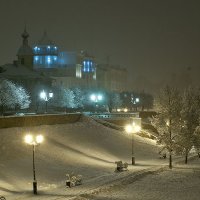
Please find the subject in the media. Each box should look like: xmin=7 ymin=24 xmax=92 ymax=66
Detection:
xmin=0 ymin=116 xmax=198 ymax=200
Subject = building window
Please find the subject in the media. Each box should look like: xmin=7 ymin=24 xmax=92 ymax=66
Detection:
xmin=82 ymin=60 xmax=95 ymax=72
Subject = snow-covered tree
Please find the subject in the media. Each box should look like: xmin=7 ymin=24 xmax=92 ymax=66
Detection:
xmin=65 ymin=88 xmax=75 ymax=109
xmin=15 ymin=86 xmax=31 ymax=109
xmin=177 ymin=87 xmax=200 ymax=164
xmin=0 ymin=79 xmax=16 ymax=114
xmin=107 ymin=92 xmax=122 ymax=112
xmin=151 ymin=85 xmax=182 ymax=169
xmin=113 ymin=93 xmax=123 ymax=110
xmin=0 ymin=79 xmax=31 ymax=115
xmin=72 ymin=88 xmax=84 ymax=109
xmin=193 ymin=126 xmax=200 ymax=157
xmin=52 ymin=86 xmax=75 ymax=112
xmin=139 ymin=91 xmax=154 ymax=111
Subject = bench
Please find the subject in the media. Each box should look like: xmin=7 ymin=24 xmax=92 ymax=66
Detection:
xmin=159 ymin=152 xmax=167 ymax=159
xmin=66 ymin=173 xmax=82 ymax=187
xmin=115 ymin=161 xmax=128 ymax=172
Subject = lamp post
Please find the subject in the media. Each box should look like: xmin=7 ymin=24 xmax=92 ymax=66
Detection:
xmin=90 ymin=94 xmax=103 ymax=113
xmin=131 ymin=94 xmax=140 ymax=111
xmin=24 ymin=134 xmax=44 ymax=195
xmin=40 ymin=90 xmax=53 ymax=113
xmin=125 ymin=123 xmax=141 ymax=165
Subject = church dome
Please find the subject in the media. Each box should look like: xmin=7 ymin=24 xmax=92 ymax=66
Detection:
xmin=33 ymin=31 xmax=58 ymax=56
xmin=17 ymin=28 xmax=33 ymax=56
xmin=37 ymin=31 xmax=55 ymax=45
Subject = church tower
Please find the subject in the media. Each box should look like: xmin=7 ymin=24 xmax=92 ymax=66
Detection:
xmin=17 ymin=27 xmax=33 ymax=69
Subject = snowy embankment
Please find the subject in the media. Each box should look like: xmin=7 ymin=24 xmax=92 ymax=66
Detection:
xmin=0 ymin=116 xmax=168 ymax=199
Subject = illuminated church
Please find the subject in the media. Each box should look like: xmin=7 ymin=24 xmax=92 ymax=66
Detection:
xmin=1 ymin=28 xmax=127 ymax=93
xmin=33 ymin=31 xmax=59 ymax=68
xmin=31 ymin=31 xmax=98 ymax=88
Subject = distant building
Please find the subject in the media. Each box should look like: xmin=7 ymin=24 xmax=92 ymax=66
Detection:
xmin=0 ymin=28 xmax=53 ymax=107
xmin=97 ymin=64 xmax=127 ymax=92
xmin=0 ymin=28 xmax=127 ymax=96
xmin=33 ymin=31 xmax=59 ymax=69
xmin=31 ymin=32 xmax=97 ymax=89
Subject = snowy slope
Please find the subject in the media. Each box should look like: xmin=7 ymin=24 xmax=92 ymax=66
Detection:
xmin=0 ymin=116 xmax=166 ymax=199
xmin=92 ymin=157 xmax=200 ymax=200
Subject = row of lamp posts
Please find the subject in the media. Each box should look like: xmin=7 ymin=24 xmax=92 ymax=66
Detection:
xmin=40 ymin=92 xmax=103 ymax=113
xmin=23 ymin=122 xmax=140 ymax=195
xmin=23 ymin=93 xmax=101 ymax=195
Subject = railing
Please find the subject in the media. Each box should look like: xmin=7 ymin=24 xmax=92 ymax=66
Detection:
xmin=88 ymin=112 xmax=139 ymax=119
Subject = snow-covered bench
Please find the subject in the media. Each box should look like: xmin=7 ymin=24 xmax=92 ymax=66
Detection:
xmin=115 ymin=161 xmax=128 ymax=172
xmin=66 ymin=173 xmax=82 ymax=187
xmin=159 ymin=153 xmax=167 ymax=159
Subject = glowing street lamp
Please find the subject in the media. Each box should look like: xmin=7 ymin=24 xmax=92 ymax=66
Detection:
xmin=131 ymin=94 xmax=140 ymax=111
xmin=24 ymin=134 xmax=44 ymax=195
xmin=125 ymin=123 xmax=141 ymax=165
xmin=40 ymin=90 xmax=53 ymax=113
xmin=90 ymin=94 xmax=103 ymax=102
xmin=90 ymin=93 xmax=103 ymax=112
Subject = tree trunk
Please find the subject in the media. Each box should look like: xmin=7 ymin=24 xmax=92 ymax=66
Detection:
xmin=169 ymin=122 xmax=172 ymax=169
xmin=198 ymin=152 xmax=200 ymax=158
xmin=142 ymin=106 xmax=144 ymax=111
xmin=169 ymin=150 xmax=172 ymax=169
xmin=185 ymin=150 xmax=188 ymax=164
xmin=1 ymin=105 xmax=4 ymax=116
xmin=35 ymin=101 xmax=39 ymax=113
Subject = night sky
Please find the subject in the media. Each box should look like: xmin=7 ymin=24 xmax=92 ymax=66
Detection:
xmin=1 ymin=0 xmax=200 ymax=92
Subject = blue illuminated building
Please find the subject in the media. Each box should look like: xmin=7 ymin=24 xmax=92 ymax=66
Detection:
xmin=79 ymin=51 xmax=96 ymax=80
xmin=82 ymin=60 xmax=95 ymax=72
xmin=33 ymin=31 xmax=59 ymax=68
xmin=32 ymin=32 xmax=97 ymax=82
xmin=3 ymin=28 xmax=127 ymax=94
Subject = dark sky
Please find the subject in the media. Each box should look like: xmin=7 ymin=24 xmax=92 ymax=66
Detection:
xmin=1 ymin=0 xmax=200 ymax=92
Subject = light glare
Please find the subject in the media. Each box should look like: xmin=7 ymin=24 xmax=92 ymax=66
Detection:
xmin=25 ymin=134 xmax=33 ymax=144
xmin=90 ymin=94 xmax=96 ymax=101
xmin=125 ymin=125 xmax=132 ymax=133
xmin=36 ymin=135 xmax=44 ymax=144
xmin=134 ymin=125 xmax=141 ymax=132
xmin=124 ymin=108 xmax=128 ymax=112
xmin=97 ymin=95 xmax=102 ymax=101
xmin=49 ymin=92 xmax=53 ymax=98
xmin=40 ymin=90 xmax=46 ymax=100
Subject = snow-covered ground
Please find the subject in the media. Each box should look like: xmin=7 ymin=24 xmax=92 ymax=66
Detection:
xmin=91 ymin=157 xmax=200 ymax=200
xmin=0 ymin=116 xmax=198 ymax=200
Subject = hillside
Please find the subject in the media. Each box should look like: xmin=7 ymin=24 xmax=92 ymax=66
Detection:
xmin=0 ymin=116 xmax=165 ymax=200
